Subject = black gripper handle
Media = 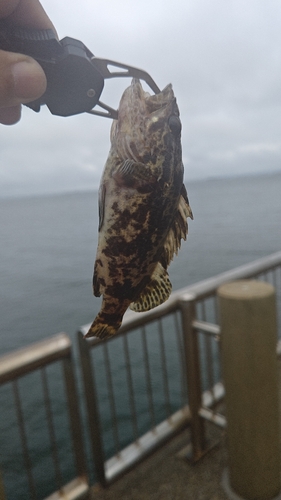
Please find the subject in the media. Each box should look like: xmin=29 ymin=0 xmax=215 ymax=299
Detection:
xmin=0 ymin=21 xmax=105 ymax=116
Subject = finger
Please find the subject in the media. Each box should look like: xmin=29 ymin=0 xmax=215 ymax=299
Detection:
xmin=0 ymin=104 xmax=21 ymax=125
xmin=0 ymin=0 xmax=56 ymax=33
xmin=0 ymin=0 xmax=21 ymax=19
xmin=0 ymin=50 xmax=47 ymax=108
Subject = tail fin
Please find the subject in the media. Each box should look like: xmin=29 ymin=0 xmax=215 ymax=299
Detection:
xmin=85 ymin=313 xmax=122 ymax=340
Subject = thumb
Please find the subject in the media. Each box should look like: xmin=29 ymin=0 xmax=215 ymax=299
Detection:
xmin=0 ymin=49 xmax=47 ymax=108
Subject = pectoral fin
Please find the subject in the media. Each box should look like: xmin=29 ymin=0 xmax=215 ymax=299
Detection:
xmin=113 ymin=159 xmax=157 ymax=189
xmin=98 ymin=184 xmax=106 ymax=231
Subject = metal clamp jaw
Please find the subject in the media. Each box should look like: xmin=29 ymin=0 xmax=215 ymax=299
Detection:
xmin=0 ymin=22 xmax=160 ymax=119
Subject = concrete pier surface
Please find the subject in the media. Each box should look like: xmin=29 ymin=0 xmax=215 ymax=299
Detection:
xmin=90 ymin=422 xmax=229 ymax=500
xmin=90 ymin=358 xmax=281 ymax=500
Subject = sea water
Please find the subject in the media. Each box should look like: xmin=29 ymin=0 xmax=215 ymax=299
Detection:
xmin=1 ymin=172 xmax=281 ymax=352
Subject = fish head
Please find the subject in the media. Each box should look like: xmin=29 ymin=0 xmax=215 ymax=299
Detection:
xmin=110 ymin=79 xmax=182 ymax=174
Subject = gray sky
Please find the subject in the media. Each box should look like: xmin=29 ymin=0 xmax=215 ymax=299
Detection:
xmin=1 ymin=0 xmax=281 ymax=196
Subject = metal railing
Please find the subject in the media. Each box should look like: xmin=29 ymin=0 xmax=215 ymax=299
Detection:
xmin=78 ymin=251 xmax=281 ymax=483
xmin=0 ymin=333 xmax=89 ymax=500
xmin=1 ymin=251 xmax=281 ymax=496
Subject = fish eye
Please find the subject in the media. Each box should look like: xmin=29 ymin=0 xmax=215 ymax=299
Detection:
xmin=168 ymin=115 xmax=182 ymax=135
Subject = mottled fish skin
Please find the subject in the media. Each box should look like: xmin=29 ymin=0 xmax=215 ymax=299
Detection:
xmin=86 ymin=79 xmax=193 ymax=339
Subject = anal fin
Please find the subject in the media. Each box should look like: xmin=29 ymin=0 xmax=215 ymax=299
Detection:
xmin=130 ymin=262 xmax=172 ymax=312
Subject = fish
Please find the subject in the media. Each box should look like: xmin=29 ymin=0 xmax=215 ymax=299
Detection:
xmin=86 ymin=78 xmax=193 ymax=339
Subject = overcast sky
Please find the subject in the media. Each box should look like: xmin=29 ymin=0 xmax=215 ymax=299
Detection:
xmin=1 ymin=0 xmax=281 ymax=196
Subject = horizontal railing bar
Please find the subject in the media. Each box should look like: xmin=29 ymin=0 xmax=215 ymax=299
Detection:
xmin=79 ymin=302 xmax=179 ymax=347
xmin=198 ymin=407 xmax=227 ymax=428
xmin=105 ymin=406 xmax=190 ymax=483
xmin=202 ymin=382 xmax=225 ymax=408
xmin=79 ymin=251 xmax=281 ymax=340
xmin=104 ymin=381 xmax=225 ymax=483
xmin=175 ymin=251 xmax=281 ymax=302
xmin=44 ymin=476 xmax=89 ymax=500
xmin=0 ymin=333 xmax=71 ymax=384
xmin=192 ymin=320 xmax=221 ymax=336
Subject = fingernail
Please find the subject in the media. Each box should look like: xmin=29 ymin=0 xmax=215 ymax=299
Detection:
xmin=11 ymin=60 xmax=47 ymax=101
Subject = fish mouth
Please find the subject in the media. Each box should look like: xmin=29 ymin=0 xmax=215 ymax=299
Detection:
xmin=117 ymin=78 xmax=176 ymax=121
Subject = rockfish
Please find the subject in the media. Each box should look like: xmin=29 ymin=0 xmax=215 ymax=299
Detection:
xmin=86 ymin=79 xmax=193 ymax=339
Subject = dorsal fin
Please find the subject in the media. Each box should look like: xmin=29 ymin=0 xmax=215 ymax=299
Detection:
xmin=130 ymin=262 xmax=172 ymax=312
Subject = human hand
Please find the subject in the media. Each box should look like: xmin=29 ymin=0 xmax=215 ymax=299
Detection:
xmin=0 ymin=0 xmax=56 ymax=125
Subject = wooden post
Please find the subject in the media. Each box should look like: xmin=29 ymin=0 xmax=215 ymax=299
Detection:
xmin=218 ymin=280 xmax=281 ymax=500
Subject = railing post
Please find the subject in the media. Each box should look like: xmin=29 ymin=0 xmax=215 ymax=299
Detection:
xmin=180 ymin=294 xmax=206 ymax=461
xmin=78 ymin=332 xmax=106 ymax=487
xmin=62 ymin=352 xmax=88 ymax=483
xmin=219 ymin=280 xmax=281 ymax=500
